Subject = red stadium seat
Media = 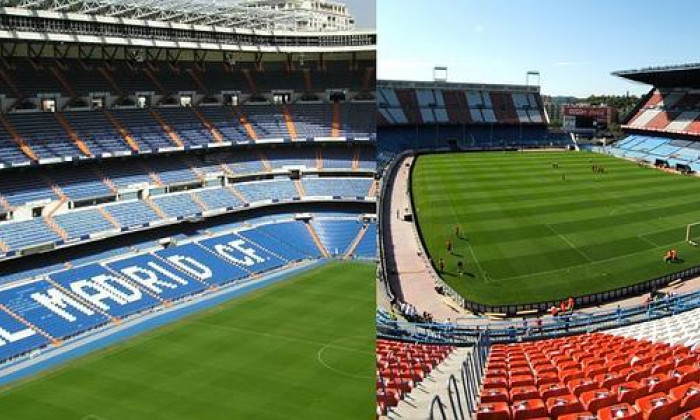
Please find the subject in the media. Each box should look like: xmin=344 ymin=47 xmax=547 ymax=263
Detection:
xmin=511 ymin=398 xmax=547 ymax=420
xmin=635 ymin=392 xmax=680 ymax=420
xmin=546 ymin=394 xmax=584 ymax=417
xmin=598 ymin=403 xmax=643 ymax=420
xmin=481 ymin=388 xmax=510 ymax=404
xmin=580 ymin=388 xmax=617 ymax=413
xmin=476 ymin=401 xmax=511 ymax=420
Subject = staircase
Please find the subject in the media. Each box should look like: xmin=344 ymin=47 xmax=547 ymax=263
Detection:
xmin=305 ymin=222 xmax=329 ymax=258
xmin=55 ymin=113 xmax=92 ymax=157
xmin=388 ymin=347 xmax=473 ymax=420
xmin=0 ymin=114 xmax=38 ymax=161
xmin=0 ymin=303 xmax=58 ymax=345
xmin=143 ymin=68 xmax=167 ymax=95
xmin=302 ymin=69 xmax=313 ymax=91
xmin=185 ymin=68 xmax=208 ymax=94
xmin=190 ymin=192 xmax=208 ymax=212
xmin=45 ymin=278 xmax=119 ymax=324
xmin=44 ymin=216 xmax=69 ymax=241
xmin=344 ymin=225 xmax=368 ymax=259
xmin=97 ymin=67 xmax=123 ymax=95
xmin=141 ymin=162 xmax=164 ymax=187
xmin=233 ymin=107 xmax=259 ymax=141
xmin=0 ymin=193 xmax=12 ymax=213
xmin=191 ymin=107 xmax=225 ymax=143
xmin=256 ymin=151 xmax=272 ymax=172
xmin=316 ymin=148 xmax=323 ymax=170
xmin=149 ymin=109 xmax=184 ymax=147
xmin=331 ymin=101 xmax=341 ymax=137
xmin=241 ymin=68 xmax=257 ymax=93
xmin=97 ymin=206 xmax=121 ymax=230
xmin=0 ymin=238 xmax=9 ymax=253
xmin=294 ymin=179 xmax=306 ymax=197
xmin=0 ymin=67 xmax=22 ymax=98
xmin=92 ymin=168 xmax=119 ymax=194
xmin=352 ymin=147 xmax=360 ymax=171
xmin=143 ymin=197 xmax=169 ymax=221
xmin=227 ymin=185 xmax=249 ymax=205
xmin=50 ymin=66 xmax=79 ymax=99
xmin=281 ymin=104 xmax=299 ymax=139
xmin=102 ymin=109 xmax=140 ymax=152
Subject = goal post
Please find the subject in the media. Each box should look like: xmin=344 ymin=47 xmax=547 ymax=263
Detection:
xmin=686 ymin=222 xmax=700 ymax=245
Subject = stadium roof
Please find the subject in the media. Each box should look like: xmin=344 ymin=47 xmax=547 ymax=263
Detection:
xmin=613 ymin=63 xmax=700 ymax=88
xmin=4 ymin=0 xmax=355 ymax=31
xmin=378 ymin=79 xmax=540 ymax=93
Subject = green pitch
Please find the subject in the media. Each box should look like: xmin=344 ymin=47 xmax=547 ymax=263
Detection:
xmin=412 ymin=151 xmax=700 ymax=305
xmin=0 ymin=261 xmax=374 ymax=420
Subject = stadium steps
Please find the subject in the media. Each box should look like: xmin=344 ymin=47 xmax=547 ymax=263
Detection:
xmin=190 ymin=107 xmax=224 ymax=143
xmin=352 ymin=147 xmax=360 ymax=170
xmin=0 ymin=194 xmax=12 ymax=212
xmin=91 ymin=167 xmax=119 ymax=194
xmin=303 ymin=68 xmax=313 ymax=91
xmin=101 ymin=109 xmax=140 ymax=152
xmin=143 ymin=67 xmax=167 ymax=96
xmin=305 ymin=222 xmax=330 ymax=258
xmin=54 ymin=112 xmax=92 ymax=157
xmin=149 ymin=110 xmax=184 ymax=147
xmin=241 ymin=68 xmax=257 ymax=93
xmin=97 ymin=206 xmax=121 ymax=230
xmin=50 ymin=65 xmax=79 ymax=99
xmin=0 ymin=114 xmax=38 ymax=161
xmin=141 ymin=162 xmax=164 ymax=187
xmin=185 ymin=68 xmax=208 ymax=94
xmin=294 ymin=179 xmax=306 ymax=197
xmin=281 ymin=104 xmax=298 ymax=140
xmin=97 ymin=66 xmax=124 ymax=96
xmin=367 ymin=179 xmax=378 ymax=197
xmin=233 ymin=107 xmax=259 ymax=141
xmin=185 ymin=161 xmax=208 ymax=183
xmin=331 ymin=101 xmax=341 ymax=137
xmin=40 ymin=174 xmax=68 ymax=202
xmin=256 ymin=150 xmax=272 ymax=172
xmin=316 ymin=148 xmax=323 ymax=170
xmin=344 ymin=224 xmax=368 ymax=259
xmin=226 ymin=185 xmax=248 ymax=204
xmin=45 ymin=277 xmax=119 ymax=324
xmin=43 ymin=215 xmax=69 ymax=241
xmin=385 ymin=347 xmax=471 ymax=420
xmin=190 ymin=191 xmax=208 ymax=212
xmin=0 ymin=238 xmax=8 ymax=253
xmin=0 ymin=303 xmax=58 ymax=344
xmin=143 ymin=197 xmax=169 ymax=221
xmin=0 ymin=66 xmax=22 ymax=98
xmin=45 ymin=196 xmax=67 ymax=218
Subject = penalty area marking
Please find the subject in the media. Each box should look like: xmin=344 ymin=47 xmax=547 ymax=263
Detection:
xmin=317 ymin=336 xmax=374 ymax=380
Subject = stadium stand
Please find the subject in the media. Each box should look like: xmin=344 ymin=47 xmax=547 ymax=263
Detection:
xmin=378 ymin=80 xmax=571 ymax=154
xmin=0 ymin=213 xmax=378 ymax=367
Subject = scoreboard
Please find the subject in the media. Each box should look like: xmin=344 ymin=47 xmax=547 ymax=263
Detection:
xmin=562 ymin=105 xmax=614 ymax=135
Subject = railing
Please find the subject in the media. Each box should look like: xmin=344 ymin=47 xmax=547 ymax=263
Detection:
xmin=429 ymin=333 xmax=490 ymax=420
xmin=379 ymin=288 xmax=700 ymax=345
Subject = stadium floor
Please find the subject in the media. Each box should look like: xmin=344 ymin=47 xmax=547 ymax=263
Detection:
xmin=0 ymin=261 xmax=375 ymax=420
xmin=412 ymin=151 xmax=700 ymax=305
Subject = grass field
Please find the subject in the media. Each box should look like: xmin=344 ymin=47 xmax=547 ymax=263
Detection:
xmin=0 ymin=261 xmax=374 ymax=420
xmin=412 ymin=151 xmax=700 ymax=305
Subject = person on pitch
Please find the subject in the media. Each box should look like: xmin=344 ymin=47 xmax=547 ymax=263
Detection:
xmin=438 ymin=258 xmax=445 ymax=273
xmin=446 ymin=239 xmax=453 ymax=254
xmin=457 ymin=260 xmax=464 ymax=277
xmin=454 ymin=224 xmax=460 ymax=238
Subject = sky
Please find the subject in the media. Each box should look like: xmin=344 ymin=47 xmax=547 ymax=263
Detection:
xmin=378 ymin=0 xmax=700 ymax=97
xmin=344 ymin=0 xmax=376 ymax=29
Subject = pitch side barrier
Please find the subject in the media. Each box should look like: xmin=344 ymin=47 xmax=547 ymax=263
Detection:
xmin=378 ymin=286 xmax=700 ymax=345
xmin=401 ymin=148 xmax=700 ymax=316
xmin=0 ymin=221 xmax=325 ymax=367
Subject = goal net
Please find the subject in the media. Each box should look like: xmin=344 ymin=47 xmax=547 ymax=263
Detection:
xmin=686 ymin=222 xmax=700 ymax=245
